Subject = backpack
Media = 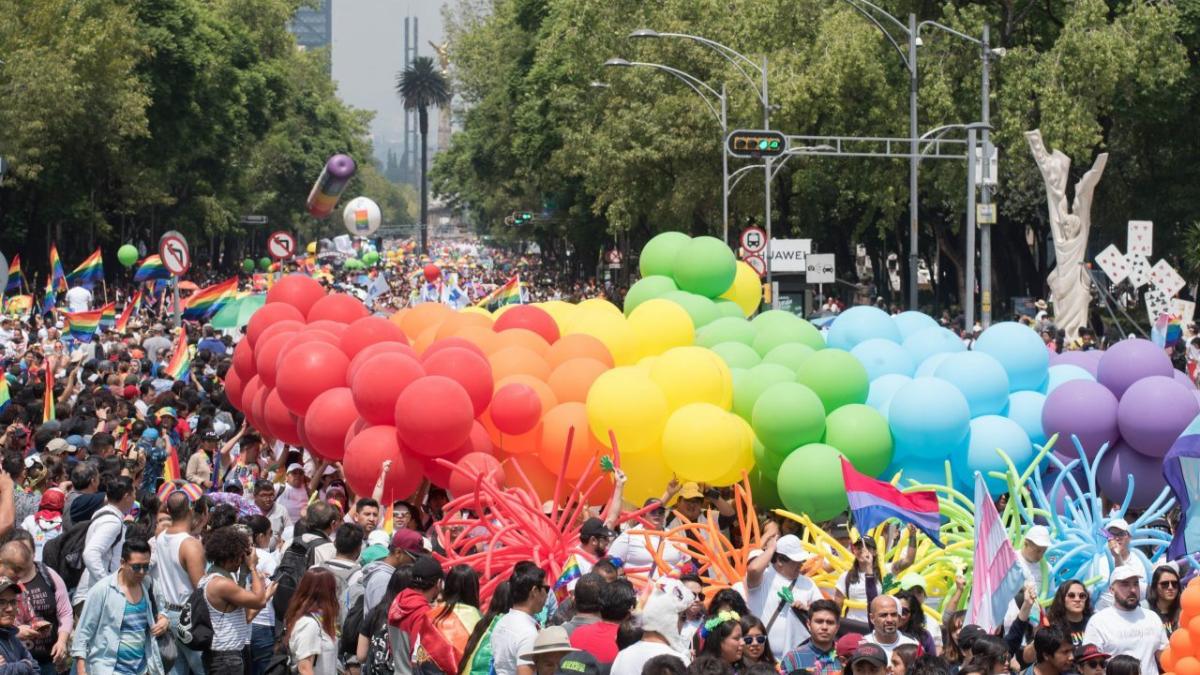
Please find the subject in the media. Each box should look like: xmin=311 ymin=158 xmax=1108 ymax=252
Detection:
xmin=271 ymin=532 xmax=331 ymax=621
xmin=173 ymin=576 xmax=214 ymax=651
xmin=362 ymin=618 xmax=394 ymax=675
xmin=339 ymin=593 xmax=366 ymax=658
xmin=42 ymin=510 xmax=122 ymax=590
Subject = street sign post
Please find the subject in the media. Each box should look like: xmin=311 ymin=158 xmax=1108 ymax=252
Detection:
xmin=267 ymin=231 xmax=298 ymax=260
xmin=158 ymin=231 xmax=190 ymax=328
xmin=740 ymin=227 xmax=766 ymax=254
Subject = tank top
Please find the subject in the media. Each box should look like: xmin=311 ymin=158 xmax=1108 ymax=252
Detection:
xmin=201 ymin=573 xmax=251 ymax=651
xmin=153 ymin=531 xmax=195 ymax=606
xmin=22 ymin=568 xmax=59 ymax=660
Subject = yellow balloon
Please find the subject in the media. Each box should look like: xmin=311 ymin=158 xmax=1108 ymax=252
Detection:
xmin=586 ymin=367 xmax=669 ymax=455
xmin=711 ymin=415 xmax=756 ymax=486
xmin=493 ymin=304 xmax=517 ymax=319
xmin=721 ymin=261 xmax=764 ymax=317
xmin=701 ymin=348 xmax=735 ymax=409
xmin=649 ymin=346 xmax=731 ymax=410
xmin=636 ymin=356 xmax=659 ymax=373
xmin=537 ymin=301 xmax=577 ymax=332
xmin=661 ymin=404 xmax=743 ymax=483
xmin=578 ymin=297 xmax=623 ymax=318
xmin=566 ymin=310 xmax=638 ymax=365
xmin=628 ymin=298 xmax=694 ymax=358
xmin=305 ymin=242 xmax=318 ymax=254
xmin=460 ymin=306 xmax=493 ymax=319
xmin=621 ymin=450 xmax=673 ymax=505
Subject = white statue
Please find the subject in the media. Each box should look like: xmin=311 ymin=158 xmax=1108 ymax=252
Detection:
xmin=1025 ymin=130 xmax=1108 ymax=340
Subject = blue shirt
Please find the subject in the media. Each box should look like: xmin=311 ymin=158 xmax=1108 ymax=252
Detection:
xmin=114 ymin=594 xmax=149 ymax=675
xmin=780 ymin=641 xmax=841 ymax=675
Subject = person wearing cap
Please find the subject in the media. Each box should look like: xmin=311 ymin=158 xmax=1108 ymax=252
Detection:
xmin=388 ymin=556 xmax=457 ymax=673
xmin=0 ymin=575 xmax=38 ymax=674
xmin=360 ymin=528 xmax=425 ymax=622
xmin=1022 ymin=625 xmax=1075 ymax=675
xmin=570 ymin=517 xmax=615 ymax=581
xmin=1082 ymin=566 xmax=1167 ymax=675
xmin=835 ymin=633 xmax=863 ymax=668
xmin=556 ymin=650 xmax=603 ymax=675
xmin=663 ymin=479 xmax=735 ymax=531
xmin=781 ymin=599 xmax=842 ymax=675
xmin=1002 ymin=525 xmax=1053 ymax=631
xmin=20 ymin=486 xmax=64 ymax=563
xmin=185 ymin=431 xmax=218 ymax=488
xmin=518 ymin=626 xmax=577 ymax=675
xmin=747 ymin=532 xmax=824 ymax=661
xmin=135 ymin=427 xmax=168 ymax=494
xmin=493 ymin=562 xmax=552 ymax=675
xmin=862 ymin=595 xmax=917 ymax=660
xmin=1074 ymin=645 xmax=1110 ymax=675
xmin=279 ymin=463 xmax=311 ymax=524
xmin=1092 ymin=518 xmax=1138 ymax=610
xmin=847 ymin=643 xmax=889 ymax=675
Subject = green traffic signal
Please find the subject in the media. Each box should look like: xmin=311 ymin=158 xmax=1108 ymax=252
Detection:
xmin=727 ymin=130 xmax=787 ymax=158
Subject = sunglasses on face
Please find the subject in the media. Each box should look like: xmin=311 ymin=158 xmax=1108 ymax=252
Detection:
xmin=129 ymin=563 xmax=150 ymax=573
xmin=742 ymin=636 xmax=767 ymax=645
xmin=1159 ymin=580 xmax=1179 ymax=589
xmin=1082 ymin=662 xmax=1107 ymax=669
xmin=1066 ymin=592 xmax=1088 ymax=600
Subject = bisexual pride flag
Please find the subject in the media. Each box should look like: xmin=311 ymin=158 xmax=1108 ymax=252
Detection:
xmin=841 ymin=457 xmax=943 ymax=546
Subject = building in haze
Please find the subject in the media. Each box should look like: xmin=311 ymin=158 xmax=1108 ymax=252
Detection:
xmin=291 ymin=0 xmax=333 ymax=52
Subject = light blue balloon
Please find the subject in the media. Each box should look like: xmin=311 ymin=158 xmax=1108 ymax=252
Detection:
xmin=973 ymin=321 xmax=1051 ymax=392
xmin=888 ymin=377 xmax=971 ymax=460
xmin=883 ymin=455 xmax=949 ymax=487
xmin=914 ymin=352 xmax=954 ymax=378
xmin=1044 ymin=364 xmax=1094 ymax=393
xmin=851 ymin=338 xmax=916 ymax=381
xmin=892 ymin=311 xmax=941 ymax=341
xmin=903 ymin=326 xmax=966 ymax=365
xmin=951 ymin=415 xmax=1034 ymax=496
xmin=827 ymin=306 xmax=902 ymax=351
xmin=932 ymin=351 xmax=1011 ymax=417
xmin=867 ymin=374 xmax=912 ymax=417
xmin=1005 ymin=390 xmax=1047 ymax=447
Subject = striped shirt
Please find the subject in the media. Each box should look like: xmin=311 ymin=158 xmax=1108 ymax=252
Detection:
xmin=780 ymin=641 xmax=841 ymax=675
xmin=114 ymin=595 xmax=149 ymax=675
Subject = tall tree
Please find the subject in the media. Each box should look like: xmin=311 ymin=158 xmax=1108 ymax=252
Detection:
xmin=396 ymin=56 xmax=451 ymax=255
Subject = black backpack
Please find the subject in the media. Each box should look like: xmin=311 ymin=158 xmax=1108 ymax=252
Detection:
xmin=173 ymin=577 xmax=214 ymax=651
xmin=42 ymin=510 xmax=122 ymax=590
xmin=339 ymin=593 xmax=366 ymax=658
xmin=271 ymin=532 xmax=330 ymax=620
xmin=362 ymin=617 xmax=394 ymax=675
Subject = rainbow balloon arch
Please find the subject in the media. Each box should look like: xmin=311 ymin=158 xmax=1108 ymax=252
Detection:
xmin=224 ymin=230 xmax=1193 ymax=605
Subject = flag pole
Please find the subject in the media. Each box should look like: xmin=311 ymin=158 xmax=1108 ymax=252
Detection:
xmin=172 ymin=277 xmax=182 ymax=328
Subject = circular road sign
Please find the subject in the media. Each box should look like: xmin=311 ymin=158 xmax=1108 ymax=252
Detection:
xmin=267 ymin=231 xmax=298 ymax=260
xmin=745 ymin=253 xmax=767 ymax=277
xmin=741 ymin=227 xmax=766 ymax=254
xmin=158 ymin=231 xmax=191 ymax=276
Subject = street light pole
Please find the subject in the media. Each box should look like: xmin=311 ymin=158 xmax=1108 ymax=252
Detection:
xmin=979 ymin=23 xmax=994 ymax=327
xmin=966 ymin=125 xmax=978 ymax=332
xmin=908 ymin=12 xmax=919 ymax=311
xmin=721 ymin=83 xmax=730 ymax=244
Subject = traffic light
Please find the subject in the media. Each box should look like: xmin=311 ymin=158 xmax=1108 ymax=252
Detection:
xmin=509 ymin=211 xmax=534 ymax=226
xmin=726 ymin=130 xmax=787 ymax=158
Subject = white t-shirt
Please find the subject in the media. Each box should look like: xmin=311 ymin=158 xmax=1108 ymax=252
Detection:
xmin=610 ymin=641 xmax=688 ymax=675
xmin=252 ymin=548 xmax=279 ymax=628
xmin=1083 ymin=606 xmax=1167 ymax=675
xmin=279 ymin=483 xmax=309 ymax=523
xmin=862 ymin=631 xmax=918 ymax=660
xmin=65 ymin=286 xmax=92 ymax=312
xmin=747 ymin=567 xmax=824 ymax=660
xmin=607 ymin=531 xmax=685 ymax=574
xmin=491 ymin=609 xmax=539 ymax=675
xmin=288 ymin=614 xmax=337 ymax=675
xmin=835 ymin=571 xmax=870 ymax=622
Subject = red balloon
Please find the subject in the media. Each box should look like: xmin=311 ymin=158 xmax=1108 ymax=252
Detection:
xmin=423 ymin=422 xmax=494 ymax=488
xmin=423 ymin=264 xmax=441 ymax=282
xmin=241 ymin=376 xmax=264 ymax=424
xmin=422 ymin=347 xmax=494 ymax=417
xmin=224 ymin=368 xmax=245 ymax=411
xmin=344 ymin=417 xmax=370 ymax=450
xmin=306 ymin=320 xmax=349 ymax=338
xmin=340 ymin=316 xmax=410 ymax=360
xmin=251 ymin=386 xmax=271 ymax=437
xmin=232 ymin=339 xmax=257 ymax=380
xmin=394 ymin=376 xmax=475 ymax=457
xmin=304 ymin=388 xmax=359 ymax=461
xmin=493 ymin=305 xmax=560 ymax=344
xmin=490 ymin=383 xmax=542 ymax=435
xmin=255 ymin=321 xmax=305 ymax=353
xmin=254 ymin=333 xmax=294 ymax=389
xmin=448 ymin=452 xmax=506 ymax=497
xmin=266 ymin=275 xmax=326 ymax=317
xmin=343 ymin=426 xmax=423 ymax=502
xmin=246 ymin=303 xmax=305 ymax=348
xmin=347 ymin=342 xmax=418 ymax=386
xmin=423 ymin=336 xmax=488 ymax=362
xmin=275 ymin=342 xmax=351 ymax=417
xmin=275 ymin=330 xmax=341 ymax=376
xmin=352 ymin=353 xmax=426 ymax=425
xmin=264 ymin=389 xmax=303 ymax=446
xmin=306 ymin=293 xmax=369 ymax=324
xmin=295 ymin=417 xmax=313 ymax=451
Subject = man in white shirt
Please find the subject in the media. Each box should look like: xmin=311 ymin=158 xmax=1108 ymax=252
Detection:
xmin=72 ymin=476 xmax=135 ymax=608
xmin=861 ymin=595 xmax=917 ymax=659
xmin=277 ymin=463 xmax=310 ymax=523
xmin=1083 ymin=566 xmax=1167 ymax=675
xmin=491 ymin=562 xmax=549 ymax=675
xmin=746 ymin=533 xmax=824 ymax=660
xmin=1005 ymin=525 xmax=1051 ymax=629
xmin=1095 ymin=518 xmax=1142 ymax=610
xmin=65 ymin=283 xmax=92 ymax=313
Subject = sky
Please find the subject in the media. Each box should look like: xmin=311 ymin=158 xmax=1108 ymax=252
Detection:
xmin=331 ymin=0 xmax=448 ymax=167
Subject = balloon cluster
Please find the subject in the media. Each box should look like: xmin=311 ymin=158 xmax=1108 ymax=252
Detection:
xmin=1159 ymin=579 xmax=1200 ymax=675
xmin=1042 ymin=338 xmax=1198 ymax=507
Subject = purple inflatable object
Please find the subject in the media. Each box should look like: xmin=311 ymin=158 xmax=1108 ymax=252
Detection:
xmin=306 ymin=154 xmax=357 ymax=218
xmin=1116 ymin=375 xmax=1200 ymax=458
xmin=1096 ymin=440 xmax=1168 ymax=509
xmin=1050 ymin=350 xmax=1103 ymax=377
xmin=1096 ymin=338 xmax=1173 ymax=399
xmin=1042 ymin=379 xmax=1119 ymax=459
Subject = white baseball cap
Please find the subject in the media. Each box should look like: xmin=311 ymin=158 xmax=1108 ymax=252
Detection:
xmin=1106 ymin=518 xmax=1130 ymax=534
xmin=1025 ymin=525 xmax=1051 ymax=548
xmin=776 ymin=534 xmax=811 ymax=562
xmin=1110 ymin=565 xmax=1142 ymax=584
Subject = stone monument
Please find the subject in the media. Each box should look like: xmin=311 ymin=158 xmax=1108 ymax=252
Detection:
xmin=1025 ymin=130 xmax=1108 ymax=340
xmin=430 ymin=40 xmax=453 ymax=154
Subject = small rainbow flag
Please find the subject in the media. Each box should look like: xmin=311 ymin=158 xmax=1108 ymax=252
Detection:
xmin=0 ymin=377 xmax=10 ymax=412
xmin=133 ymin=255 xmax=171 ymax=282
xmin=6 ymin=255 xmax=23 ymax=293
xmin=551 ymin=554 xmax=582 ymax=602
xmin=382 ymin=504 xmax=394 ymax=535
xmin=49 ymin=245 xmax=68 ymax=292
xmin=99 ymin=302 xmax=116 ymax=330
xmin=42 ymin=368 xmax=55 ymax=423
xmin=4 ymin=295 xmax=32 ymax=317
xmin=355 ymin=209 xmax=370 ymax=231
xmin=41 ymin=276 xmax=56 ymax=317
xmin=162 ymin=435 xmax=181 ymax=484
xmin=64 ymin=308 xmax=102 ymax=342
xmin=163 ymin=329 xmax=191 ymax=380
xmin=67 ymin=248 xmax=104 ymax=288
xmin=475 ymin=275 xmax=522 ymax=310
xmin=115 ymin=291 xmax=141 ymax=333
xmin=181 ymin=276 xmax=238 ymax=321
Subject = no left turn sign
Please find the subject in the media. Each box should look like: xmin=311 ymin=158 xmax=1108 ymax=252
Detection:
xmin=158 ymin=231 xmax=191 ymax=276
xmin=268 ymin=231 xmax=297 ymax=260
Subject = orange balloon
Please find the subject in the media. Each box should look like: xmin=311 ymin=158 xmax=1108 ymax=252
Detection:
xmin=499 ymin=451 xmax=557 ymax=503
xmin=490 ymin=346 xmax=551 ymax=382
xmin=1184 ymin=582 xmax=1200 ymax=619
xmin=1163 ymin=647 xmax=1177 ymax=674
xmin=478 ymin=410 xmax=504 ymax=446
xmin=389 ymin=309 xmax=409 ymax=330
xmin=400 ymin=302 xmax=453 ymax=339
xmin=493 ymin=328 xmax=551 ymax=355
xmin=1172 ymin=630 xmax=1195 ymax=659
xmin=546 ymin=334 xmax=614 ymax=369
xmin=414 ymin=324 xmax=440 ymax=355
xmin=1189 ymin=615 xmax=1200 ymax=646
xmin=547 ymin=357 xmax=610 ymax=404
xmin=454 ymin=325 xmax=501 ymax=355
xmin=1176 ymin=657 xmax=1200 ymax=675
xmin=435 ymin=311 xmax=493 ymax=342
xmin=539 ymin=402 xmax=602 ymax=480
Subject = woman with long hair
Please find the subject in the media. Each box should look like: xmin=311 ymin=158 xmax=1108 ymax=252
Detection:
xmin=431 ymin=565 xmax=483 ymax=660
xmin=897 ymin=591 xmax=937 ymax=656
xmin=965 ymin=635 xmax=1012 ymax=675
xmin=284 ymin=568 xmax=340 ymax=675
xmin=1147 ymin=565 xmax=1182 ymax=636
xmin=737 ymin=615 xmax=776 ymax=671
xmin=459 ymin=580 xmax=513 ymax=675
xmin=1045 ymin=580 xmax=1093 ymax=644
xmin=833 ymin=538 xmax=885 ymax=622
xmin=698 ymin=612 xmax=744 ymax=672
xmin=891 ymin=644 xmax=920 ymax=675
xmin=941 ymin=610 xmax=966 ymax=663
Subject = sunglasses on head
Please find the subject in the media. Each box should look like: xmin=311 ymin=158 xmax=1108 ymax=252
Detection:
xmin=742 ymin=636 xmax=767 ymax=645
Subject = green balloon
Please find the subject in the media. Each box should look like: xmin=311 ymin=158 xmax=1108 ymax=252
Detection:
xmin=711 ymin=342 xmax=761 ymax=370
xmin=663 ymin=291 xmax=719 ymax=328
xmin=696 ymin=316 xmax=757 ymax=348
xmin=750 ymin=311 xmax=825 ymax=355
xmin=713 ymin=299 xmax=746 ymax=319
xmin=823 ymin=404 xmax=894 ymax=477
xmin=752 ymin=382 xmax=826 ymax=454
xmin=777 ymin=443 xmax=849 ymax=520
xmin=639 ymin=232 xmax=691 ymax=277
xmin=753 ymin=439 xmax=785 ymax=479
xmin=749 ymin=468 xmax=783 ymax=510
xmin=733 ymin=363 xmax=796 ymax=421
xmin=763 ymin=343 xmax=816 ymax=373
xmin=671 ymin=236 xmax=737 ymax=298
xmin=624 ymin=275 xmax=679 ymax=315
xmin=363 ymin=251 xmax=380 ymax=265
xmin=795 ymin=348 xmax=869 ymax=412
xmin=258 ymin=257 xmax=271 ymax=271
xmin=117 ymin=244 xmax=138 ymax=268
xmin=242 ymin=259 xmax=255 ymax=273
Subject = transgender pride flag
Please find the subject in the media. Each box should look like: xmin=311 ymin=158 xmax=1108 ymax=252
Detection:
xmin=965 ymin=473 xmax=1026 ymax=633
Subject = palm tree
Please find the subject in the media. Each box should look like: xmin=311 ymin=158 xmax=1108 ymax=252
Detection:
xmin=396 ymin=56 xmax=451 ymax=255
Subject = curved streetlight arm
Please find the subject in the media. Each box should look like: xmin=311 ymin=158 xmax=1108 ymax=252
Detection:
xmin=632 ymin=61 xmax=725 ymax=125
xmin=838 ymin=0 xmax=912 ymax=71
xmin=632 ymin=31 xmax=765 ymax=106
xmin=916 ymin=20 xmax=982 ymax=47
xmin=728 ymin=162 xmax=763 ymax=193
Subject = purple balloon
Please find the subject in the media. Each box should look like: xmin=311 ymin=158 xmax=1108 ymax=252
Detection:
xmin=1095 ymin=440 xmax=1168 ymax=509
xmin=1096 ymin=338 xmax=1173 ymax=399
xmin=1116 ymin=375 xmax=1200 ymax=457
xmin=1051 ymin=350 xmax=1103 ymax=377
xmin=1042 ymin=380 xmax=1120 ymax=460
xmin=1173 ymin=369 xmax=1196 ymax=388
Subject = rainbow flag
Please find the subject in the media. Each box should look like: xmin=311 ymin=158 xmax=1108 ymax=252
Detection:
xmin=5 ymin=255 xmax=23 ymax=293
xmin=475 ymin=275 xmax=522 ymax=310
xmin=162 ymin=435 xmax=181 ymax=484
xmin=133 ymin=255 xmax=171 ymax=282
xmin=98 ymin=302 xmax=116 ymax=330
xmin=41 ymin=276 xmax=56 ymax=317
xmin=552 ymin=554 xmax=583 ymax=602
xmin=115 ymin=291 xmax=141 ymax=333
xmin=163 ymin=329 xmax=191 ymax=380
xmin=382 ymin=504 xmax=394 ymax=534
xmin=4 ymin=295 xmax=32 ymax=317
xmin=49 ymin=245 xmax=68 ymax=292
xmin=181 ymin=276 xmax=238 ymax=321
xmin=42 ymin=368 xmax=55 ymax=423
xmin=64 ymin=308 xmax=102 ymax=342
xmin=67 ymin=248 xmax=104 ymax=288
xmin=0 ymin=378 xmax=10 ymax=412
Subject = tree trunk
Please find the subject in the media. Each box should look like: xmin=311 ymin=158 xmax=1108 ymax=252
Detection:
xmin=419 ymin=106 xmax=430 ymax=256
